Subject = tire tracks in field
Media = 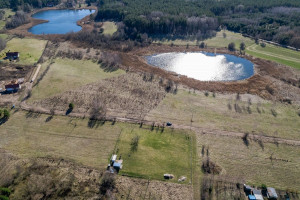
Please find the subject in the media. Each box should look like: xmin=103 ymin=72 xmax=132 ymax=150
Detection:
xmin=247 ymin=44 xmax=300 ymax=63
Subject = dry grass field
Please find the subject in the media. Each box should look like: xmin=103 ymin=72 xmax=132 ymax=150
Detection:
xmin=32 ymin=73 xmax=167 ymax=118
xmin=196 ymin=133 xmax=300 ymax=192
xmin=30 ymin=58 xmax=125 ymax=101
xmin=0 ymin=37 xmax=47 ymax=65
xmin=0 ymin=110 xmax=122 ymax=169
xmin=102 ymin=22 xmax=117 ymax=35
xmin=145 ymin=89 xmax=300 ymax=140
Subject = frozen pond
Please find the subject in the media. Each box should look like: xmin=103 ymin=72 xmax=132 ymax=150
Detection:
xmin=146 ymin=52 xmax=254 ymax=81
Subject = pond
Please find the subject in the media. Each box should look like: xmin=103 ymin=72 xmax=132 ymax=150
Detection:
xmin=29 ymin=9 xmax=95 ymax=35
xmin=146 ymin=52 xmax=254 ymax=81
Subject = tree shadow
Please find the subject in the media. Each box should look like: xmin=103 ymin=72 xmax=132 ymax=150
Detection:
xmin=0 ymin=118 xmax=8 ymax=126
xmin=65 ymin=108 xmax=73 ymax=115
xmin=88 ymin=118 xmax=106 ymax=128
xmin=242 ymin=133 xmax=250 ymax=147
xmin=45 ymin=115 xmax=53 ymax=123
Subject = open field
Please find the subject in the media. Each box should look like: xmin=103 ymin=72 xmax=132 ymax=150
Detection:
xmin=196 ymin=133 xmax=300 ymax=192
xmin=0 ymin=37 xmax=47 ymax=65
xmin=153 ymin=30 xmax=300 ymax=69
xmin=102 ymin=21 xmax=117 ymax=35
xmin=145 ymin=89 xmax=300 ymax=140
xmin=116 ymin=123 xmax=193 ymax=182
xmin=0 ymin=110 xmax=122 ymax=169
xmin=0 ymin=34 xmax=8 ymax=40
xmin=30 ymin=58 xmax=125 ymax=101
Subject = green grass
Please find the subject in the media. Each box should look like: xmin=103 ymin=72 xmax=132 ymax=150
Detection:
xmin=145 ymin=89 xmax=300 ymax=140
xmin=0 ymin=110 xmax=123 ymax=169
xmin=0 ymin=34 xmax=8 ymax=40
xmin=0 ymin=37 xmax=47 ymax=65
xmin=197 ymin=133 xmax=300 ymax=192
xmin=246 ymin=44 xmax=300 ymax=69
xmin=30 ymin=58 xmax=125 ymax=101
xmin=102 ymin=22 xmax=117 ymax=35
xmin=117 ymin=124 xmax=194 ymax=183
xmin=153 ymin=30 xmax=300 ymax=69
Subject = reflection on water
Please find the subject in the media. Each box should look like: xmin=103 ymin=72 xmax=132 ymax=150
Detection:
xmin=146 ymin=52 xmax=254 ymax=81
xmin=29 ymin=9 xmax=95 ymax=35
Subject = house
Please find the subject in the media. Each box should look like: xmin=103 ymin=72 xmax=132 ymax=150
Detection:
xmin=5 ymin=83 xmax=21 ymax=92
xmin=253 ymin=189 xmax=264 ymax=200
xmin=267 ymin=187 xmax=278 ymax=199
xmin=110 ymin=154 xmax=117 ymax=165
xmin=113 ymin=160 xmax=123 ymax=171
xmin=6 ymin=52 xmax=19 ymax=60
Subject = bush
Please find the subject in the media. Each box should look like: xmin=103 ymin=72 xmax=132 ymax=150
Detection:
xmin=0 ymin=195 xmax=9 ymax=200
xmin=204 ymin=92 xmax=209 ymax=97
xmin=100 ymin=172 xmax=115 ymax=195
xmin=3 ymin=109 xmax=10 ymax=120
xmin=240 ymin=42 xmax=246 ymax=51
xmin=260 ymin=42 xmax=266 ymax=48
xmin=199 ymin=42 xmax=205 ymax=48
xmin=130 ymin=135 xmax=140 ymax=152
xmin=261 ymin=184 xmax=267 ymax=190
xmin=6 ymin=11 xmax=29 ymax=29
xmin=68 ymin=103 xmax=74 ymax=110
xmin=0 ymin=188 xmax=11 ymax=196
xmin=228 ymin=42 xmax=235 ymax=51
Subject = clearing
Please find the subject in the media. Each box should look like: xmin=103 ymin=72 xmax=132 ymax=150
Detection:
xmin=145 ymin=89 xmax=300 ymax=140
xmin=115 ymin=123 xmax=194 ymax=183
xmin=102 ymin=22 xmax=117 ymax=35
xmin=196 ymin=133 xmax=300 ymax=192
xmin=30 ymin=58 xmax=125 ymax=101
xmin=153 ymin=30 xmax=300 ymax=69
xmin=0 ymin=37 xmax=47 ymax=65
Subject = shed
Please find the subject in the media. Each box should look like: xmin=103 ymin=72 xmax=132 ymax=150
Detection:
xmin=244 ymin=184 xmax=253 ymax=192
xmin=6 ymin=52 xmax=19 ymax=60
xmin=267 ymin=187 xmax=278 ymax=199
xmin=110 ymin=154 xmax=117 ymax=164
xmin=113 ymin=162 xmax=122 ymax=171
xmin=248 ymin=195 xmax=256 ymax=200
xmin=5 ymin=83 xmax=21 ymax=92
xmin=253 ymin=189 xmax=263 ymax=200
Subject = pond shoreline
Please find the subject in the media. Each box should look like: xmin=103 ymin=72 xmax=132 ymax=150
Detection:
xmin=6 ymin=6 xmax=97 ymax=37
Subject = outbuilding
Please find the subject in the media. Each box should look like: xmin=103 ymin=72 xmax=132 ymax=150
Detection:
xmin=248 ymin=195 xmax=256 ymax=200
xmin=267 ymin=187 xmax=278 ymax=199
xmin=6 ymin=52 xmax=19 ymax=60
xmin=5 ymin=83 xmax=21 ymax=92
xmin=253 ymin=189 xmax=263 ymax=200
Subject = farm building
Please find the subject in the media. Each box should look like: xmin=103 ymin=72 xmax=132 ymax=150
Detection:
xmin=5 ymin=83 xmax=21 ymax=92
xmin=248 ymin=195 xmax=256 ymax=200
xmin=267 ymin=187 xmax=278 ymax=199
xmin=253 ymin=189 xmax=263 ymax=200
xmin=5 ymin=52 xmax=19 ymax=60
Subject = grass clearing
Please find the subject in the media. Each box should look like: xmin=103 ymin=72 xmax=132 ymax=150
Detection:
xmin=0 ymin=37 xmax=47 ymax=65
xmin=102 ymin=21 xmax=117 ymax=35
xmin=116 ymin=124 xmax=194 ymax=183
xmin=145 ymin=89 xmax=300 ymax=140
xmin=197 ymin=133 xmax=300 ymax=192
xmin=153 ymin=30 xmax=300 ymax=69
xmin=30 ymin=58 xmax=125 ymax=101
xmin=0 ymin=110 xmax=123 ymax=169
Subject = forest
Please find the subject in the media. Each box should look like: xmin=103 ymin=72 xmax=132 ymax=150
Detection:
xmin=95 ymin=0 xmax=300 ymax=48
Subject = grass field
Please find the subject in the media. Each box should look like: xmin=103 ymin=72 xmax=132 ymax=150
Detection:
xmin=0 ymin=110 xmax=122 ymax=169
xmin=30 ymin=58 xmax=125 ymax=101
xmin=0 ymin=9 xmax=14 ymax=30
xmin=153 ymin=30 xmax=300 ymax=69
xmin=0 ymin=37 xmax=47 ymax=65
xmin=102 ymin=22 xmax=117 ymax=35
xmin=116 ymin=124 xmax=194 ymax=183
xmin=145 ymin=89 xmax=300 ymax=140
xmin=0 ymin=34 xmax=8 ymax=40
xmin=196 ymin=133 xmax=300 ymax=192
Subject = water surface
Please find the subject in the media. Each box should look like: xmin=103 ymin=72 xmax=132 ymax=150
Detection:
xmin=29 ymin=9 xmax=95 ymax=34
xmin=146 ymin=52 xmax=254 ymax=81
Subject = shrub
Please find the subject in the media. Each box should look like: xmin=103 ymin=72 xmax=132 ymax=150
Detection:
xmin=130 ymin=135 xmax=140 ymax=152
xmin=199 ymin=42 xmax=205 ymax=48
xmin=68 ymin=103 xmax=74 ymax=110
xmin=100 ymin=172 xmax=116 ymax=195
xmin=260 ymin=42 xmax=266 ymax=48
xmin=204 ymin=92 xmax=209 ymax=97
xmin=240 ymin=42 xmax=246 ymax=51
xmin=228 ymin=42 xmax=235 ymax=51
xmin=3 ymin=109 xmax=10 ymax=120
xmin=261 ymin=184 xmax=267 ymax=190
xmin=6 ymin=11 xmax=29 ymax=29
xmin=0 ymin=195 xmax=9 ymax=200
xmin=271 ymin=108 xmax=277 ymax=117
xmin=0 ymin=187 xmax=11 ymax=196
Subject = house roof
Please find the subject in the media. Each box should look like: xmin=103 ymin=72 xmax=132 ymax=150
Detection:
xmin=113 ymin=162 xmax=122 ymax=168
xmin=254 ymin=194 xmax=263 ymax=200
xmin=248 ymin=195 xmax=256 ymax=200
xmin=5 ymin=84 xmax=20 ymax=89
xmin=253 ymin=189 xmax=262 ymax=195
xmin=267 ymin=187 xmax=278 ymax=198
xmin=6 ymin=52 xmax=19 ymax=57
